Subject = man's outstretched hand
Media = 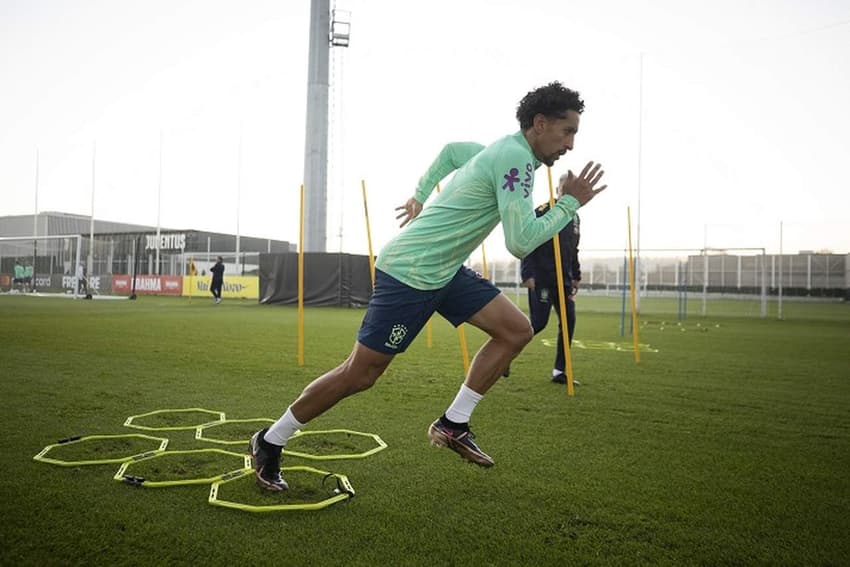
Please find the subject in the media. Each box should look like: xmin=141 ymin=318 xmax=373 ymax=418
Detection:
xmin=395 ymin=197 xmax=423 ymax=228
xmin=559 ymin=161 xmax=607 ymax=206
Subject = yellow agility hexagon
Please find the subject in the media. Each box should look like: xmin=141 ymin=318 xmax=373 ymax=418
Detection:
xmin=196 ymin=422 xmax=388 ymax=461
xmin=195 ymin=418 xmax=274 ymax=445
xmin=284 ymin=429 xmax=388 ymax=461
xmin=208 ymin=465 xmax=354 ymax=512
xmin=124 ymin=408 xmax=226 ymax=431
xmin=33 ymin=434 xmax=169 ymax=466
xmin=114 ymin=448 xmax=252 ymax=487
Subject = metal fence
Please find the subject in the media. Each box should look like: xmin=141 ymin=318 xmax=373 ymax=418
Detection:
xmin=475 ymin=250 xmax=849 ymax=299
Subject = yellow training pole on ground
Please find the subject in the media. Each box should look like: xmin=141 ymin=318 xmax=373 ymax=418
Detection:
xmin=435 ymin=180 xmax=471 ymax=365
xmin=188 ymin=257 xmax=196 ymax=304
xmin=361 ymin=179 xmax=376 ymax=287
xmin=547 ymin=168 xmax=575 ymax=396
xmin=457 ymin=324 xmax=471 ymax=376
xmin=481 ymin=244 xmax=489 ymax=279
xmin=627 ymin=206 xmax=641 ymax=363
xmin=298 ymin=184 xmax=305 ymax=366
xmin=425 ymin=182 xmax=445 ymax=348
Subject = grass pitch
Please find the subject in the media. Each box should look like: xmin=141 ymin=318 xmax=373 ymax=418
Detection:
xmin=1 ymin=294 xmax=848 ymax=565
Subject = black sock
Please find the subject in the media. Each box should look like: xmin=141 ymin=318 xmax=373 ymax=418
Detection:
xmin=260 ymin=428 xmax=283 ymax=449
xmin=439 ymin=415 xmax=469 ymax=431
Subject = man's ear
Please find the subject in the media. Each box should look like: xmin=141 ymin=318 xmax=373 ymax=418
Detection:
xmin=532 ymin=113 xmax=547 ymax=133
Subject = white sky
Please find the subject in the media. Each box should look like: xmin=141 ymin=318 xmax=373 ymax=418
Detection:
xmin=1 ymin=0 xmax=849 ymax=260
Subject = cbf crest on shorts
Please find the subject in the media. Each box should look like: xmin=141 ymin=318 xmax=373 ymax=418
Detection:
xmin=384 ymin=324 xmax=408 ymax=350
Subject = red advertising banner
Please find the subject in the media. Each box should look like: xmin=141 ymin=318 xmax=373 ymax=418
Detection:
xmin=112 ymin=275 xmax=131 ymax=294
xmin=112 ymin=275 xmax=183 ymax=296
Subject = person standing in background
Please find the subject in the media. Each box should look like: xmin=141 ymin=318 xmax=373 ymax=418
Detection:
xmin=75 ymin=263 xmax=87 ymax=296
xmin=210 ymin=256 xmax=224 ymax=304
xmin=521 ymin=198 xmax=582 ymax=385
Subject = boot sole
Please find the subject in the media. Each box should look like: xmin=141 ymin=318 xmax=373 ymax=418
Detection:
xmin=428 ymin=424 xmax=494 ymax=467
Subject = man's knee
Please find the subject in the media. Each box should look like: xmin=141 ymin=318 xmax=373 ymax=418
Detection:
xmin=345 ymin=347 xmax=393 ymax=393
xmin=510 ymin=318 xmax=534 ymax=350
xmin=350 ymin=363 xmax=387 ymax=392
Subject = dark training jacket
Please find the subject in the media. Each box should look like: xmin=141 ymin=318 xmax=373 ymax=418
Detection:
xmin=520 ymin=203 xmax=581 ymax=292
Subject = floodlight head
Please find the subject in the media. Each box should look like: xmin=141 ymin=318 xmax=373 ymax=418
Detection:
xmin=330 ymin=9 xmax=351 ymax=47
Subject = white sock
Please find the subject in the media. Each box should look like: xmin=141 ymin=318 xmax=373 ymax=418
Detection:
xmin=263 ymin=407 xmax=304 ymax=447
xmin=444 ymin=384 xmax=484 ymax=424
xmin=552 ymin=369 xmax=563 ymax=377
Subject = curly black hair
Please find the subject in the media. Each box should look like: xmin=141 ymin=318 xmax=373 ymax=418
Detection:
xmin=515 ymin=82 xmax=584 ymax=130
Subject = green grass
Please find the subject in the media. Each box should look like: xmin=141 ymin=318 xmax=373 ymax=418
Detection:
xmin=1 ymin=294 xmax=849 ymax=566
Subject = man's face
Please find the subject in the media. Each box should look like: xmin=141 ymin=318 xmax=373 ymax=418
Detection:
xmin=533 ymin=110 xmax=580 ymax=167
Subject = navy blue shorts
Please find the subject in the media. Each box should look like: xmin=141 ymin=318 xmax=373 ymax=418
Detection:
xmin=357 ymin=266 xmax=501 ymax=355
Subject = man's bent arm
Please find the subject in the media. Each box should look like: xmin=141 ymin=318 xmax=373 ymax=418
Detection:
xmin=413 ymin=142 xmax=485 ymax=204
xmin=501 ymin=195 xmax=580 ymax=259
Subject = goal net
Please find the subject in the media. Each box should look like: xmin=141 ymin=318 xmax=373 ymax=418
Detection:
xmin=0 ymin=235 xmax=87 ymax=297
xmin=577 ymin=247 xmax=770 ymax=319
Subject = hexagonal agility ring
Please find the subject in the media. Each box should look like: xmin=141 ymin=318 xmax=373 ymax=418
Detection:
xmin=196 ymin=422 xmax=388 ymax=461
xmin=209 ymin=465 xmax=355 ymax=512
xmin=124 ymin=408 xmax=226 ymax=431
xmin=194 ymin=418 xmax=274 ymax=445
xmin=284 ymin=429 xmax=388 ymax=461
xmin=33 ymin=434 xmax=169 ymax=466
xmin=114 ymin=448 xmax=252 ymax=487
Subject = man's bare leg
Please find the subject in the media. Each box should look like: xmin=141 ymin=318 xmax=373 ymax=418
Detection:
xmin=251 ymin=343 xmax=393 ymax=490
xmin=464 ymin=293 xmax=534 ymax=394
xmin=428 ymin=294 xmax=533 ymax=466
xmin=289 ymin=343 xmax=394 ymax=423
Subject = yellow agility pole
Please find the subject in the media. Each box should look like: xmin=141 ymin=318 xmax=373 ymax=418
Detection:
xmin=188 ymin=257 xmax=196 ymax=304
xmin=547 ymin=168 xmax=575 ymax=396
xmin=627 ymin=206 xmax=641 ymax=363
xmin=361 ymin=179 xmax=376 ymax=287
xmin=457 ymin=324 xmax=471 ymax=376
xmin=425 ymin=182 xmax=445 ymax=348
xmin=298 ymin=184 xmax=305 ymax=366
xmin=481 ymin=244 xmax=489 ymax=279
xmin=435 ymin=180 xmax=471 ymax=364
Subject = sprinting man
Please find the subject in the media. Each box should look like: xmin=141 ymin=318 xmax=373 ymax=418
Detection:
xmin=210 ymin=256 xmax=224 ymax=304
xmin=250 ymin=81 xmax=607 ymax=491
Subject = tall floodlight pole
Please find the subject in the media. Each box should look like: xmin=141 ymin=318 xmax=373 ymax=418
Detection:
xmin=156 ymin=130 xmax=163 ymax=274
xmin=89 ymin=141 xmax=96 ymax=276
xmin=33 ymin=149 xmax=39 ymax=237
xmin=32 ymin=149 xmax=39 ymax=291
xmin=303 ymin=0 xmax=331 ymax=252
xmin=778 ymin=221 xmax=784 ymax=320
xmin=236 ymin=129 xmax=242 ymax=273
xmin=636 ymin=52 xmax=644 ymax=310
xmin=330 ymin=8 xmax=351 ymax=252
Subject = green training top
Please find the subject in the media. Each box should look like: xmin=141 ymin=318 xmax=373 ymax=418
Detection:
xmin=375 ymin=132 xmax=580 ymax=290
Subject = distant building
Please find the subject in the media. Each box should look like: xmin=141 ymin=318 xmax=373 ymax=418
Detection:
xmin=0 ymin=211 xmax=295 ymax=277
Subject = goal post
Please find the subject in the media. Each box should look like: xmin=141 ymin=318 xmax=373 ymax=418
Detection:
xmin=697 ymin=247 xmax=767 ymax=318
xmin=0 ymin=235 xmax=83 ymax=297
xmin=577 ymin=247 xmax=769 ymax=319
